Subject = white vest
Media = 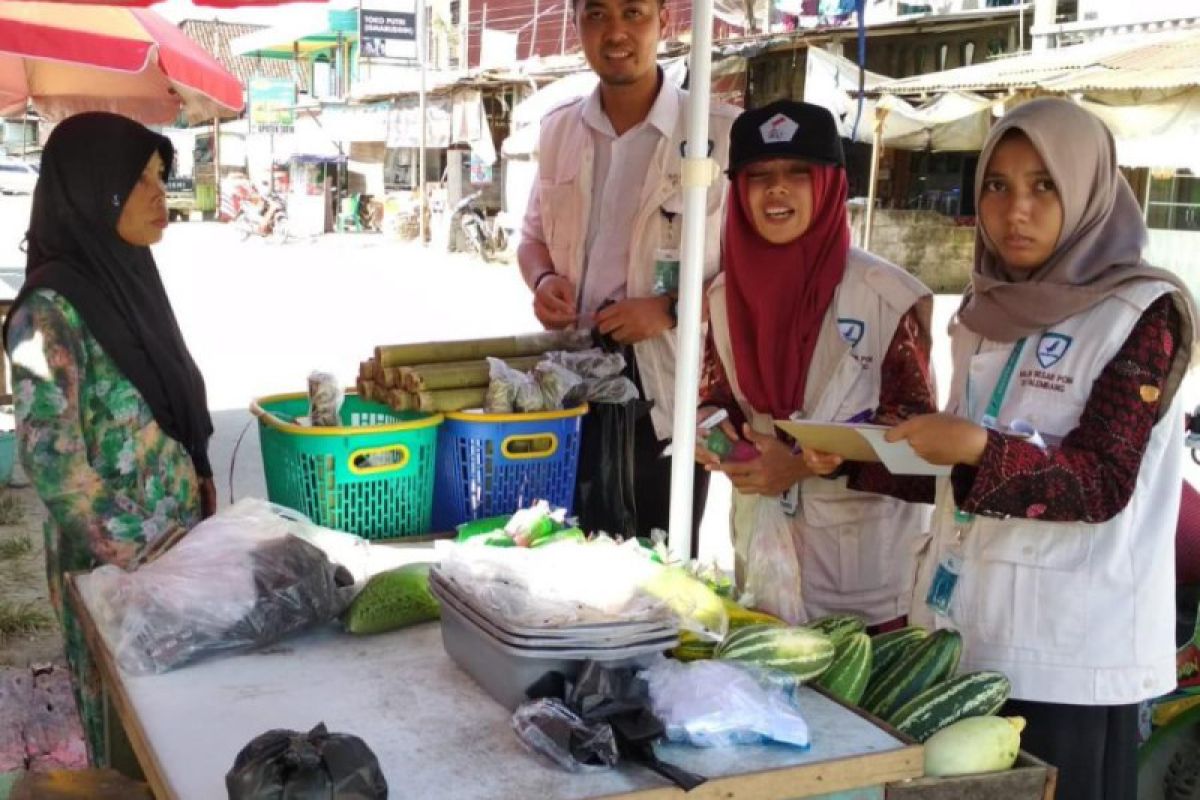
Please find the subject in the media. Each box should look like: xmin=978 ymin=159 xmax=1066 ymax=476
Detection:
xmin=911 ymin=280 xmax=1186 ymax=705
xmin=709 ymin=250 xmax=935 ymax=624
xmin=535 ymin=87 xmax=738 ymax=439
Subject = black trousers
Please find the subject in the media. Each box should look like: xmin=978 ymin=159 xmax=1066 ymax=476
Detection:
xmin=631 ymin=401 xmax=711 ymax=554
xmin=1000 ymin=699 xmax=1139 ymax=800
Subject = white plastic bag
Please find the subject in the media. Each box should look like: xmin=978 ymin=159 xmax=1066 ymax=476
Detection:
xmin=642 ymin=659 xmax=810 ymax=748
xmin=743 ymin=499 xmax=804 ymax=625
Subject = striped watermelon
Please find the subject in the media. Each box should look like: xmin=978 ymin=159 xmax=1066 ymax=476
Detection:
xmin=806 ymin=614 xmax=867 ymax=647
xmin=814 ymin=632 xmax=873 ymax=705
xmin=888 ymin=671 xmax=1012 ymax=742
xmin=868 ymin=626 xmax=929 ymax=686
xmin=861 ymin=628 xmax=963 ymax=720
xmin=716 ymin=625 xmax=835 ymax=683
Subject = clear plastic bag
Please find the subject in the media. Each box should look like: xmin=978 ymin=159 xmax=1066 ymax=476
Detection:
xmin=307 ymin=371 xmax=344 ymax=427
xmin=84 ymin=500 xmax=357 ymax=675
xmin=642 ymin=659 xmax=810 ymax=749
xmin=512 ymin=699 xmax=619 ymax=772
xmin=533 ymin=361 xmax=583 ymax=411
xmin=545 ymin=349 xmax=626 ymax=380
xmin=743 ymin=499 xmax=805 ymax=625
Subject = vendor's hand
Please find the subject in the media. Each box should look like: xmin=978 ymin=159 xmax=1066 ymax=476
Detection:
xmin=595 ymin=296 xmax=673 ymax=345
xmin=694 ymin=406 xmax=737 ymax=467
xmin=887 ymin=413 xmax=988 ymax=466
xmin=719 ymin=425 xmax=808 ymax=496
xmin=199 ymin=477 xmax=217 ymax=519
xmin=803 ymin=449 xmax=844 ymax=476
xmin=533 ymin=274 xmax=578 ymax=329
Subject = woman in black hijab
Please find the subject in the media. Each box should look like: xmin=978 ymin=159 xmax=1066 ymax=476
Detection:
xmin=4 ymin=112 xmax=214 ymax=764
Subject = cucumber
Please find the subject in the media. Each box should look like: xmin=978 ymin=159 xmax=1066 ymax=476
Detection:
xmin=868 ymin=626 xmax=929 ymax=686
xmin=344 ymin=563 xmax=440 ymax=635
xmin=924 ymin=716 xmax=1025 ymax=777
xmin=861 ymin=628 xmax=962 ymax=720
xmin=806 ymin=614 xmax=867 ymax=647
xmin=814 ymin=632 xmax=873 ymax=705
xmin=888 ymin=671 xmax=1011 ymax=742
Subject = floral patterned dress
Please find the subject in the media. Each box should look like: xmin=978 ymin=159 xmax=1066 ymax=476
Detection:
xmin=7 ymin=288 xmax=201 ymax=765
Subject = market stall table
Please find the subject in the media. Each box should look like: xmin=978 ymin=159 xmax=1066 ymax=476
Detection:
xmin=68 ymin=572 xmax=925 ymax=800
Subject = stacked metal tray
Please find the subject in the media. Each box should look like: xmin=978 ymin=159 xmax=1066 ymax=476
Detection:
xmin=429 ymin=567 xmax=678 ymax=710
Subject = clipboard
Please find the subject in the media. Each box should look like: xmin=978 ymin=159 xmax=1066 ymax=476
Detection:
xmin=774 ymin=420 xmax=885 ymax=462
xmin=774 ymin=419 xmax=951 ymax=476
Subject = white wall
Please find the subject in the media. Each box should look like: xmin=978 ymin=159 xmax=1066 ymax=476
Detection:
xmin=1076 ymin=0 xmax=1199 ymax=24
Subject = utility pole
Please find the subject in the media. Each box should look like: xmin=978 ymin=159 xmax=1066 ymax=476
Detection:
xmin=1031 ymin=0 xmax=1057 ymax=53
xmin=418 ymin=0 xmax=429 ymax=245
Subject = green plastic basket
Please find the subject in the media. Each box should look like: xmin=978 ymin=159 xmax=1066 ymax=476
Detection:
xmin=251 ymin=392 xmax=443 ymax=539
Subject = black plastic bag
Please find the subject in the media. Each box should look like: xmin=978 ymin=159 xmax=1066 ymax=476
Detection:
xmin=519 ymin=663 xmax=707 ymax=791
xmin=226 ymin=722 xmax=388 ymax=800
xmin=573 ymin=399 xmax=650 ymax=537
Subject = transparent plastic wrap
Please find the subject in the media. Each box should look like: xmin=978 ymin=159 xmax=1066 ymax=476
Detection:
xmin=307 ymin=371 xmax=344 ymax=427
xmin=434 ymin=540 xmax=726 ymax=637
xmin=511 ymin=699 xmax=619 ymax=772
xmin=545 ymin=349 xmax=626 ymax=380
xmin=642 ymin=659 xmax=811 ymax=749
xmin=743 ymin=500 xmax=805 ymax=625
xmin=532 ymin=361 xmax=583 ymax=411
xmin=85 ymin=501 xmax=357 ymax=675
xmin=434 ymin=539 xmax=669 ymax=627
xmin=485 ymin=357 xmax=523 ymax=413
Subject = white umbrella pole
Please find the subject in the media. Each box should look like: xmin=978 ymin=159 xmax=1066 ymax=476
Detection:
xmin=418 ymin=0 xmax=429 ymax=245
xmin=666 ymin=0 xmax=716 ymax=563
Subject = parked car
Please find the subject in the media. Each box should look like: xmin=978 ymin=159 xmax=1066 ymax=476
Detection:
xmin=0 ymin=159 xmax=38 ymax=195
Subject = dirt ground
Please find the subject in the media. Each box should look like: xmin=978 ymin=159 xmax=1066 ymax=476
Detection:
xmin=0 ymin=476 xmax=62 ymax=668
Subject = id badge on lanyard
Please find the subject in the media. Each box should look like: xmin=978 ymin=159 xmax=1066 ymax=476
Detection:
xmin=927 ymin=338 xmax=1026 ymax=616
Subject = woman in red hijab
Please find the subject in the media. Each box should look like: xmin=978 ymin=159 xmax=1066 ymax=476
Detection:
xmin=698 ymin=100 xmax=936 ymax=629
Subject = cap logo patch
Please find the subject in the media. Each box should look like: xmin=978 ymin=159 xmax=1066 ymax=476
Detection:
xmin=760 ymin=113 xmax=799 ymax=144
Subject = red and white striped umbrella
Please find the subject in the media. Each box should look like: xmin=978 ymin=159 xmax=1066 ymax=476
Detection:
xmin=0 ymin=2 xmax=248 ymax=123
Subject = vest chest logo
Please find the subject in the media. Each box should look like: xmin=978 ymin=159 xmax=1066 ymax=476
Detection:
xmin=838 ymin=318 xmax=865 ymax=347
xmin=1036 ymin=333 xmax=1073 ymax=369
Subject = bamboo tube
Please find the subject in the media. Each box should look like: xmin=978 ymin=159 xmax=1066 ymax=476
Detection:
xmin=375 ymin=330 xmax=592 ymax=368
xmin=381 ymin=366 xmax=406 ymax=389
xmin=358 ymin=360 xmax=376 ymax=381
xmin=415 ymin=387 xmax=488 ymax=413
xmin=402 ymin=355 xmax=542 ymax=392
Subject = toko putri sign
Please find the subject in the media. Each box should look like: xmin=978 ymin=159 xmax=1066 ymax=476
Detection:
xmin=359 ymin=0 xmax=419 ymax=62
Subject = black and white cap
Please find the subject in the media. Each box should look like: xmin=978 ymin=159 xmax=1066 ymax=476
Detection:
xmin=727 ymin=99 xmax=846 ymax=174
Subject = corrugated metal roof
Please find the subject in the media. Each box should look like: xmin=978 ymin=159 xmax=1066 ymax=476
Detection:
xmin=178 ymin=19 xmax=308 ymax=92
xmin=879 ymin=30 xmax=1200 ymax=95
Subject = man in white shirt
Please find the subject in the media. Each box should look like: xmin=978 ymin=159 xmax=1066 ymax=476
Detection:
xmin=518 ymin=0 xmax=736 ymax=547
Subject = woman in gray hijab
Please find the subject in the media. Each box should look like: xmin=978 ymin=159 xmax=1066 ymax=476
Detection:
xmin=806 ymin=97 xmax=1195 ymax=799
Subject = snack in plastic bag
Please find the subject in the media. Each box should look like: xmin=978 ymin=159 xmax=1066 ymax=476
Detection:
xmin=84 ymin=501 xmax=357 ymax=675
xmin=226 ymin=722 xmax=388 ymax=799
xmin=308 ymin=371 xmax=344 ymax=427
xmin=743 ymin=500 xmax=804 ymax=625
xmin=545 ymin=349 xmax=626 ymax=380
xmin=512 ymin=699 xmax=619 ymax=772
xmin=533 ymin=361 xmax=584 ymax=410
xmin=642 ymin=659 xmax=810 ymax=748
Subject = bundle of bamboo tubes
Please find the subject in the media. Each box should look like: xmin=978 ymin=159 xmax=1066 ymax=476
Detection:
xmin=356 ymin=330 xmax=593 ymax=414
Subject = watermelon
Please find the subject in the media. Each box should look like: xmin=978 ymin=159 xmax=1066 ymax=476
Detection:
xmin=344 ymin=563 xmax=440 ymax=635
xmin=715 ymin=625 xmax=836 ymax=683
xmin=814 ymin=632 xmax=873 ymax=705
xmin=806 ymin=614 xmax=867 ymax=647
xmin=868 ymin=626 xmax=929 ymax=686
xmin=888 ymin=671 xmax=1011 ymax=742
xmin=861 ymin=628 xmax=962 ymax=720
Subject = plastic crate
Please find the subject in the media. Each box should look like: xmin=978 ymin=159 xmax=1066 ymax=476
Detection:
xmin=432 ymin=405 xmax=586 ymax=530
xmin=252 ymin=392 xmax=442 ymax=539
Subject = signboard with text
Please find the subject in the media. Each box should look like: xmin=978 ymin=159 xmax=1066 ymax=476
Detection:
xmin=359 ymin=1 xmax=418 ymax=62
xmin=249 ymin=78 xmax=296 ymax=134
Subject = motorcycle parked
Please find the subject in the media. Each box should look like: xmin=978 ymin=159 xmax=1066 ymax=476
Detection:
xmin=453 ymin=191 xmax=507 ymax=262
xmin=235 ymin=193 xmax=290 ymax=244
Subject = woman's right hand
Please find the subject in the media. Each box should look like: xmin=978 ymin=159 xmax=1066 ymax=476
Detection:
xmin=533 ymin=274 xmax=578 ymax=329
xmin=802 ymin=448 xmax=844 ymax=476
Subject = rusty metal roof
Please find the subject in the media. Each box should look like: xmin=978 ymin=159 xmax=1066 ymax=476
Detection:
xmin=178 ymin=19 xmax=309 ymax=93
xmin=879 ymin=29 xmax=1200 ymax=96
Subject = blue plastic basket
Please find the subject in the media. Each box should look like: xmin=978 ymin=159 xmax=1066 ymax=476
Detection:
xmin=432 ymin=405 xmax=587 ymax=530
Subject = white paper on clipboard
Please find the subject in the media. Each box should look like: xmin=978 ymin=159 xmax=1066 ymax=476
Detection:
xmin=774 ymin=419 xmax=951 ymax=477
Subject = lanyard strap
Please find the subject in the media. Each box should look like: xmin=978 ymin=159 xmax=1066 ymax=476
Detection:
xmin=980 ymin=337 xmax=1026 ymax=429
